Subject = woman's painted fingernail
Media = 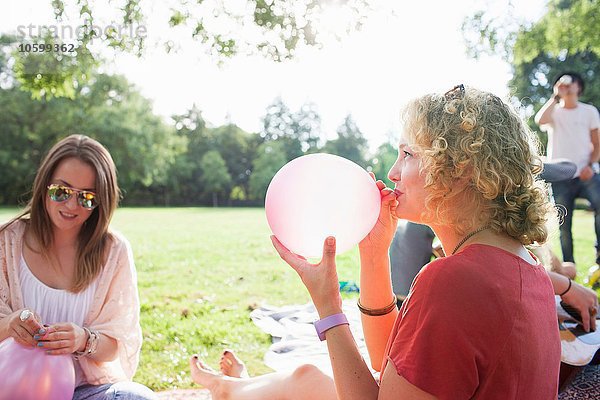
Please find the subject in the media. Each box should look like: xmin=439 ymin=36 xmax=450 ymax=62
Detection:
xmin=38 ymin=328 xmax=46 ymax=334
xmin=34 ymin=335 xmax=40 ymax=340
xmin=37 ymin=342 xmax=43 ymax=347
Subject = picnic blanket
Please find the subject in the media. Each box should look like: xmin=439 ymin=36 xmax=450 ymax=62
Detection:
xmin=250 ymin=299 xmax=374 ymax=376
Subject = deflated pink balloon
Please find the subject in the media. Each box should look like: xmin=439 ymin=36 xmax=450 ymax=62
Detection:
xmin=0 ymin=338 xmax=75 ymax=400
xmin=265 ymin=153 xmax=381 ymax=258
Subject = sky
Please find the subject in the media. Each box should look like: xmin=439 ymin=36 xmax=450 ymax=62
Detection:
xmin=3 ymin=0 xmax=548 ymax=152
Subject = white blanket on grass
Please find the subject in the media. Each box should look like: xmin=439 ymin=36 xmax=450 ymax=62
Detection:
xmin=250 ymin=300 xmax=375 ymax=376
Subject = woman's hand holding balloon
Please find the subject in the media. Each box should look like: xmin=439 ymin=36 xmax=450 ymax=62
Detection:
xmin=35 ymin=322 xmax=88 ymax=355
xmin=271 ymin=235 xmax=342 ymax=318
xmin=5 ymin=309 xmax=44 ymax=347
xmin=359 ymin=173 xmax=399 ymax=256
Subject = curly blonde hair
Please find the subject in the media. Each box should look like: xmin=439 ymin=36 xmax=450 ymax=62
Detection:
xmin=403 ymin=86 xmax=556 ymax=245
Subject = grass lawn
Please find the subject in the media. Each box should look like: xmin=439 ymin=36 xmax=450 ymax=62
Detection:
xmin=0 ymin=207 xmax=597 ymax=391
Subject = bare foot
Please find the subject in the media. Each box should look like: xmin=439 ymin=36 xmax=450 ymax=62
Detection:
xmin=220 ymin=350 xmax=249 ymax=378
xmin=189 ymin=356 xmax=222 ymax=390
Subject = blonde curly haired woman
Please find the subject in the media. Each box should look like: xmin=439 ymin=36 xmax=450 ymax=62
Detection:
xmin=190 ymin=85 xmax=561 ymax=399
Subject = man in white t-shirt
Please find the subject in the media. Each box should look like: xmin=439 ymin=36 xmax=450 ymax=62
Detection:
xmin=535 ymin=72 xmax=600 ymax=266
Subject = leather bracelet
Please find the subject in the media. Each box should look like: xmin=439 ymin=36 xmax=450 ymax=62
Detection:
xmin=559 ymin=278 xmax=572 ymax=297
xmin=357 ymin=297 xmax=397 ymax=316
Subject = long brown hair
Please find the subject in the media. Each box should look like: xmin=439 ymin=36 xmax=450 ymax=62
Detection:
xmin=2 ymin=135 xmax=120 ymax=292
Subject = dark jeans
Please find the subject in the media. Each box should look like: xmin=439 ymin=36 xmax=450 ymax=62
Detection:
xmin=73 ymin=382 xmax=156 ymax=400
xmin=552 ymin=174 xmax=600 ymax=264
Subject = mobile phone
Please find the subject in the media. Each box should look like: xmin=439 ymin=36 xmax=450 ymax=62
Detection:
xmin=561 ymin=301 xmax=582 ymax=323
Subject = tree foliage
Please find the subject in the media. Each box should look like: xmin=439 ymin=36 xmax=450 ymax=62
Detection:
xmin=164 ymin=107 xmax=260 ymax=205
xmin=261 ymin=97 xmax=302 ymax=160
xmin=260 ymin=97 xmax=323 ymax=160
xmin=463 ymin=0 xmax=600 ymax=64
xmin=323 ymin=114 xmax=368 ymax=167
xmin=7 ymin=0 xmax=373 ymax=99
xmin=516 ymin=0 xmax=599 ymax=63
xmin=292 ymin=102 xmax=322 ymax=153
xmin=248 ymin=141 xmax=287 ymax=201
xmin=200 ymin=150 xmax=232 ymax=207
xmin=369 ymin=142 xmax=397 ymax=187
xmin=0 ymin=52 xmax=179 ymax=205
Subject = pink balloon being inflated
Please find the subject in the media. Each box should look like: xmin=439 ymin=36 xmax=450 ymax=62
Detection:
xmin=265 ymin=153 xmax=381 ymax=258
xmin=0 ymin=337 xmax=75 ymax=400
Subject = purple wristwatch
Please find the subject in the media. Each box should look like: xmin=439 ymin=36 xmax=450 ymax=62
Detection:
xmin=314 ymin=313 xmax=349 ymax=341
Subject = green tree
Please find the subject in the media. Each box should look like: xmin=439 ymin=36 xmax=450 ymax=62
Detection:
xmin=463 ymin=0 xmax=600 ymax=63
xmin=323 ymin=114 xmax=368 ymax=167
xmin=11 ymin=33 xmax=98 ymax=99
xmin=513 ymin=0 xmax=599 ymax=64
xmin=210 ymin=123 xmax=258 ymax=199
xmin=0 ymin=61 xmax=180 ymax=205
xmin=261 ymin=97 xmax=302 ymax=161
xmin=78 ymin=74 xmax=181 ymax=200
xmin=200 ymin=150 xmax=232 ymax=207
xmin=167 ymin=107 xmax=258 ymax=205
xmin=169 ymin=105 xmax=212 ymax=203
xmin=0 ymin=88 xmax=52 ymax=204
xmin=249 ymin=141 xmax=287 ymax=201
xmin=292 ymin=102 xmax=322 ymax=153
xmin=369 ymin=142 xmax=398 ymax=187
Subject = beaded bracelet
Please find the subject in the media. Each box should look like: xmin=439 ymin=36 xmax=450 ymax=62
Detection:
xmin=357 ymin=297 xmax=397 ymax=316
xmin=73 ymin=327 xmax=91 ymax=359
xmin=73 ymin=327 xmax=100 ymax=359
xmin=86 ymin=330 xmax=99 ymax=355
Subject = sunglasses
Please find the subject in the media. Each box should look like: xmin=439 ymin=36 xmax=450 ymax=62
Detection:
xmin=444 ymin=84 xmax=465 ymax=100
xmin=47 ymin=184 xmax=99 ymax=210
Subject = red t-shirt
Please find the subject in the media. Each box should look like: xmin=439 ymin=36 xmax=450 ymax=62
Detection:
xmin=382 ymin=244 xmax=560 ymax=399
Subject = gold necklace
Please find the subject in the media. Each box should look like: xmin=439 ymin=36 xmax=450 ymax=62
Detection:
xmin=451 ymin=226 xmax=489 ymax=255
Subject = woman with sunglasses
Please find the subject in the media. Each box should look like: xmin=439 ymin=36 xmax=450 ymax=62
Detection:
xmin=0 ymin=135 xmax=155 ymax=399
xmin=189 ymin=86 xmax=561 ymax=399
